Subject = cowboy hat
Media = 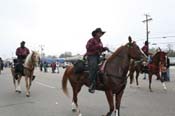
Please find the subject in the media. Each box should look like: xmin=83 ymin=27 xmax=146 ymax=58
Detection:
xmin=92 ymin=28 xmax=105 ymax=37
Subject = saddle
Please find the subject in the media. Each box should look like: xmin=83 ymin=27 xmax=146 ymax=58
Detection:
xmin=13 ymin=59 xmax=25 ymax=79
xmin=73 ymin=58 xmax=106 ymax=89
xmin=13 ymin=59 xmax=36 ymax=81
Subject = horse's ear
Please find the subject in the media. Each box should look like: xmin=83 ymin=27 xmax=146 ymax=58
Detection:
xmin=128 ymin=36 xmax=132 ymax=43
xmin=127 ymin=36 xmax=133 ymax=48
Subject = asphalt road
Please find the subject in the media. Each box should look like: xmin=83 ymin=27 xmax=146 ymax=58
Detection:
xmin=0 ymin=67 xmax=175 ymax=116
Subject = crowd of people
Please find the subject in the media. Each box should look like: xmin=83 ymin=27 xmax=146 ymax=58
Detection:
xmin=39 ymin=61 xmax=60 ymax=73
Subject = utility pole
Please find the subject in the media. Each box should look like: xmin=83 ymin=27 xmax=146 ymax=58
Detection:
xmin=142 ymin=14 xmax=152 ymax=51
xmin=39 ymin=44 xmax=44 ymax=58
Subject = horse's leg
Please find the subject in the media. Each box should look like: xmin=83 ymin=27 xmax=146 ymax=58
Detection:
xmin=148 ymin=73 xmax=153 ymax=92
xmin=129 ymin=71 xmax=134 ymax=85
xmin=135 ymin=71 xmax=140 ymax=87
xmin=13 ymin=74 xmax=16 ymax=92
xmin=72 ymin=84 xmax=83 ymax=116
xmin=25 ymin=77 xmax=30 ymax=97
xmin=115 ymin=90 xmax=124 ymax=116
xmin=16 ymin=75 xmax=22 ymax=93
xmin=103 ymin=90 xmax=114 ymax=116
xmin=156 ymin=73 xmax=167 ymax=90
xmin=29 ymin=76 xmax=32 ymax=88
xmin=28 ymin=76 xmax=32 ymax=96
xmin=11 ymin=68 xmax=16 ymax=91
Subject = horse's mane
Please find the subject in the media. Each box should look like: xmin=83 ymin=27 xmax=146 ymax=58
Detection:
xmin=107 ymin=46 xmax=125 ymax=62
xmin=24 ymin=51 xmax=38 ymax=66
xmin=24 ymin=52 xmax=33 ymax=65
xmin=153 ymin=51 xmax=162 ymax=58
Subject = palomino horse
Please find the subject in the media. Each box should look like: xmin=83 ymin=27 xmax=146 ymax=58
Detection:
xmin=11 ymin=51 xmax=40 ymax=97
xmin=128 ymin=51 xmax=167 ymax=92
xmin=62 ymin=37 xmax=146 ymax=116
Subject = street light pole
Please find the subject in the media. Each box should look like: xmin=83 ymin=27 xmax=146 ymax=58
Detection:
xmin=142 ymin=14 xmax=152 ymax=51
xmin=39 ymin=44 xmax=44 ymax=58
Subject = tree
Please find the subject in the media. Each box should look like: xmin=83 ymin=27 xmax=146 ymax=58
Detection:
xmin=59 ymin=52 xmax=72 ymax=58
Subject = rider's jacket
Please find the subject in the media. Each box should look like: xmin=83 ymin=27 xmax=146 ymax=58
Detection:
xmin=142 ymin=45 xmax=148 ymax=56
xmin=86 ymin=37 xmax=105 ymax=56
xmin=16 ymin=47 xmax=30 ymax=62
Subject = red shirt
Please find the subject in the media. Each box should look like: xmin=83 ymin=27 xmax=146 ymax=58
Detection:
xmin=16 ymin=47 xmax=30 ymax=58
xmin=142 ymin=45 xmax=148 ymax=56
xmin=86 ymin=37 xmax=104 ymax=56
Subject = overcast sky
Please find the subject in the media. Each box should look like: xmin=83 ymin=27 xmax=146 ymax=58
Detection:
xmin=0 ymin=0 xmax=175 ymax=59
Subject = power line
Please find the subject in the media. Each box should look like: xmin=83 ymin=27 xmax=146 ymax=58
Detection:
xmin=135 ymin=35 xmax=175 ymax=42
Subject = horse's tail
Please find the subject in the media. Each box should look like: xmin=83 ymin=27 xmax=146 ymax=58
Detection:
xmin=62 ymin=66 xmax=71 ymax=97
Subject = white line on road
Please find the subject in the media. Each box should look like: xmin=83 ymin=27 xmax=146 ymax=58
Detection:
xmin=35 ymin=81 xmax=56 ymax=89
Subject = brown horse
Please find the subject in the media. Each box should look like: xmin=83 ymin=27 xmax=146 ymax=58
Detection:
xmin=128 ymin=51 xmax=167 ymax=92
xmin=11 ymin=51 xmax=40 ymax=97
xmin=62 ymin=37 xmax=146 ymax=116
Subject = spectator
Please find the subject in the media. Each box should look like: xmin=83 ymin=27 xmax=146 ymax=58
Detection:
xmin=56 ymin=61 xmax=60 ymax=73
xmin=166 ymin=56 xmax=170 ymax=81
xmin=51 ymin=62 xmax=56 ymax=73
xmin=39 ymin=61 xmax=43 ymax=72
xmin=0 ymin=57 xmax=3 ymax=71
xmin=160 ymin=63 xmax=167 ymax=81
xmin=43 ymin=62 xmax=48 ymax=72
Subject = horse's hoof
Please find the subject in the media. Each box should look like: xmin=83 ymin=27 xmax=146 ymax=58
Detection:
xmin=137 ymin=85 xmax=140 ymax=88
xmin=130 ymin=85 xmax=133 ymax=88
xmin=16 ymin=90 xmax=21 ymax=93
xmin=72 ymin=109 xmax=76 ymax=112
xmin=26 ymin=94 xmax=30 ymax=97
xmin=32 ymin=75 xmax=36 ymax=81
xmin=18 ymin=91 xmax=21 ymax=93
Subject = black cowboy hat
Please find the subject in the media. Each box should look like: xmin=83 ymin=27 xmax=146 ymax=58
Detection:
xmin=92 ymin=28 xmax=105 ymax=37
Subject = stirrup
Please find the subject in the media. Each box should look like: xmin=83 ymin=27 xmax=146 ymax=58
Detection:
xmin=88 ymin=84 xmax=95 ymax=93
xmin=88 ymin=88 xmax=95 ymax=93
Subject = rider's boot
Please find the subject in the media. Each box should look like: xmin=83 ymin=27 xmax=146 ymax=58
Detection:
xmin=89 ymin=82 xmax=95 ymax=93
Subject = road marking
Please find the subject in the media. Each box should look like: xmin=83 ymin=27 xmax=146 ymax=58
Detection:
xmin=35 ymin=81 xmax=56 ymax=89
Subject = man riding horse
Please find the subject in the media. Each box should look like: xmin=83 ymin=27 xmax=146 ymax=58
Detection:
xmin=14 ymin=41 xmax=35 ymax=79
xmin=85 ymin=28 xmax=109 ymax=93
xmin=16 ymin=41 xmax=30 ymax=63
